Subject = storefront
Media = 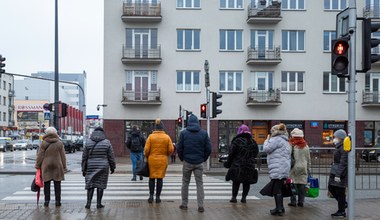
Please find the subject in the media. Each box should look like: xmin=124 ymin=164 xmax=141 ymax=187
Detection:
xmin=322 ymin=121 xmax=347 ymax=145
xmin=281 ymin=120 xmax=305 ymax=135
xmin=218 ymin=120 xmax=243 ymax=153
xmin=363 ymin=121 xmax=380 ymax=146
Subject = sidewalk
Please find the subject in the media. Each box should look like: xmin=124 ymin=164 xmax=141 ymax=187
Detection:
xmin=0 ymin=198 xmax=379 ymax=220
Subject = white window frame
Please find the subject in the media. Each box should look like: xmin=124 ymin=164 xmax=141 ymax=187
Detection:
xmin=176 ymin=29 xmax=201 ymax=51
xmin=177 ymin=0 xmax=201 ymax=9
xmin=219 ymin=71 xmax=243 ymax=92
xmin=323 ymin=31 xmax=336 ymax=52
xmin=323 ymin=72 xmax=346 ymax=93
xmin=220 ymin=0 xmax=244 ymax=9
xmin=125 ymin=70 xmax=157 ymax=91
xmin=281 ymin=71 xmax=305 ymax=93
xmin=282 ymin=30 xmax=305 ymax=52
xmin=249 ymin=72 xmax=273 ymax=91
xmin=220 ymin=30 xmax=243 ymax=51
xmin=176 ymin=71 xmax=201 ymax=92
xmin=251 ymin=30 xmax=274 ymax=49
xmin=281 ymin=0 xmax=305 ymax=10
xmin=324 ymin=0 xmax=348 ymax=10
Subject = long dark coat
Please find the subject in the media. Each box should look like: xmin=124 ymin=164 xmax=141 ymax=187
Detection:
xmin=224 ymin=133 xmax=259 ymax=184
xmin=328 ymin=142 xmax=348 ymax=188
xmin=82 ymin=130 xmax=116 ymax=189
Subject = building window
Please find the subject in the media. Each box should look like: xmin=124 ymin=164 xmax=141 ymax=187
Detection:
xmin=282 ymin=0 xmax=305 ymax=10
xmin=281 ymin=71 xmax=304 ymax=92
xmin=125 ymin=28 xmax=158 ymax=57
xmin=219 ymin=71 xmax=243 ymax=92
xmin=177 ymin=0 xmax=200 ymax=8
xmin=177 ymin=29 xmax=201 ymax=50
xmin=176 ymin=71 xmax=200 ymax=92
xmin=249 ymin=72 xmax=273 ymax=91
xmin=125 ymin=70 xmax=158 ymax=101
xmin=282 ymin=30 xmax=305 ymax=51
xmin=220 ymin=30 xmax=243 ymax=51
xmin=3 ymin=112 xmax=6 ymax=122
xmin=323 ymin=72 xmax=346 ymax=93
xmin=3 ymin=97 xmax=5 ymax=106
xmin=220 ymin=0 xmax=243 ymax=9
xmin=324 ymin=0 xmax=347 ymax=10
xmin=250 ymin=30 xmax=274 ymax=50
xmin=8 ymin=83 xmax=11 ymax=91
xmin=25 ymin=96 xmax=29 ymax=100
xmin=3 ymin=81 xmax=6 ymax=90
xmin=323 ymin=31 xmax=337 ymax=52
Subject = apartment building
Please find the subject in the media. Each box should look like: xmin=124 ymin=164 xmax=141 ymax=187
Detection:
xmin=104 ymin=0 xmax=380 ymax=157
xmin=0 ymin=73 xmax=15 ymax=137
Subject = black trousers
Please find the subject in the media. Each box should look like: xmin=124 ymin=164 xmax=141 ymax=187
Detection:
xmin=232 ymin=181 xmax=250 ymax=198
xmin=328 ymin=184 xmax=346 ymax=212
xmin=44 ymin=180 xmax=61 ymax=202
xmin=149 ymin=178 xmax=163 ymax=196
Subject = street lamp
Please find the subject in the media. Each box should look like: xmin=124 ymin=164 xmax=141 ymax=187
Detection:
xmin=97 ymin=104 xmax=107 ymax=111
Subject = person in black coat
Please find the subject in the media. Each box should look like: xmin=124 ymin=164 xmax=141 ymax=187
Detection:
xmin=224 ymin=124 xmax=259 ymax=203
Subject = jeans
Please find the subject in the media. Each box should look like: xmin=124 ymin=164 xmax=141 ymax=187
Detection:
xmin=130 ymin=152 xmax=143 ymax=178
xmin=181 ymin=161 xmax=204 ymax=208
xmin=328 ymin=184 xmax=346 ymax=212
xmin=290 ymin=184 xmax=305 ymax=204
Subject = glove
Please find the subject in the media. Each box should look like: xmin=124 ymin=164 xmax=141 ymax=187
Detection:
xmin=82 ymin=172 xmax=86 ymax=177
xmin=334 ymin=177 xmax=341 ymax=183
xmin=111 ymin=169 xmax=115 ymax=174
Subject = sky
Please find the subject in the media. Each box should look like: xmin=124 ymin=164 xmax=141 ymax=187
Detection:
xmin=0 ymin=0 xmax=104 ymax=116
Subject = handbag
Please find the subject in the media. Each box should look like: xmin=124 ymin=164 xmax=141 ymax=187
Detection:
xmin=305 ymin=174 xmax=319 ymax=198
xmin=31 ymin=178 xmax=39 ymax=192
xmin=282 ymin=178 xmax=296 ymax=197
xmin=136 ymin=158 xmax=149 ymax=177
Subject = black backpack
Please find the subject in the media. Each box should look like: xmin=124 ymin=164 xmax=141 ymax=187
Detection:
xmin=130 ymin=135 xmax=142 ymax=152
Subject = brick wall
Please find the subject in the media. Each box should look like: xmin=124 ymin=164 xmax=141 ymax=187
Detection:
xmin=304 ymin=120 xmax=324 ymax=146
xmin=103 ymin=119 xmax=125 ymax=157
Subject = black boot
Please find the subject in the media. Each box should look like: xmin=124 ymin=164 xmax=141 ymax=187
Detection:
xmin=44 ymin=181 xmax=51 ymax=207
xmin=85 ymin=188 xmax=94 ymax=209
xmin=54 ymin=181 xmax=61 ymax=207
xmin=156 ymin=179 xmax=163 ymax=203
xmin=270 ymin=194 xmax=285 ymax=216
xmin=96 ymin=188 xmax=104 ymax=208
xmin=148 ymin=178 xmax=155 ymax=203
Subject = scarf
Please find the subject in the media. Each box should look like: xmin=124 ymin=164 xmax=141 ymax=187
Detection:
xmin=289 ymin=137 xmax=307 ymax=148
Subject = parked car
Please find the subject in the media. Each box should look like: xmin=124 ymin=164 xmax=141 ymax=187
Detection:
xmin=0 ymin=138 xmax=14 ymax=152
xmin=74 ymin=138 xmax=84 ymax=151
xmin=217 ymin=144 xmax=267 ymax=164
xmin=15 ymin=140 xmax=33 ymax=150
xmin=62 ymin=139 xmax=75 ymax=153
xmin=32 ymin=140 xmax=41 ymax=150
xmin=362 ymin=144 xmax=380 ymax=162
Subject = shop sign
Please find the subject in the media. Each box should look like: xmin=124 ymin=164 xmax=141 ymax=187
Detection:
xmin=282 ymin=121 xmax=304 ymax=129
xmin=310 ymin=121 xmax=319 ymax=128
xmin=323 ymin=122 xmax=345 ymax=130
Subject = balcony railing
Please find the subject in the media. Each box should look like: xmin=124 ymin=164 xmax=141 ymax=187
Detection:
xmin=363 ymin=4 xmax=380 ymax=19
xmin=362 ymin=90 xmax=380 ymax=106
xmin=122 ymin=2 xmax=162 ymax=22
xmin=247 ymin=46 xmax=281 ymax=65
xmin=246 ymin=88 xmax=281 ymax=105
xmin=8 ymin=90 xmax=15 ymax=97
xmin=122 ymin=87 xmax=161 ymax=105
xmin=247 ymin=1 xmax=282 ymax=24
xmin=122 ymin=45 xmax=162 ymax=64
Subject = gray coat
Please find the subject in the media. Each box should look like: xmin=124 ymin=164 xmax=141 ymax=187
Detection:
xmin=82 ymin=130 xmax=116 ymax=189
xmin=263 ymin=135 xmax=291 ymax=180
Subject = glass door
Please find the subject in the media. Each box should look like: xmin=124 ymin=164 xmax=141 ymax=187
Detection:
xmin=134 ymin=32 xmax=149 ymax=58
xmin=134 ymin=72 xmax=149 ymax=101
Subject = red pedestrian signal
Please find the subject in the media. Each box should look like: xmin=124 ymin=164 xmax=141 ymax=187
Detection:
xmin=177 ymin=117 xmax=182 ymax=126
xmin=331 ymin=38 xmax=349 ymax=78
xmin=200 ymin=104 xmax=207 ymax=119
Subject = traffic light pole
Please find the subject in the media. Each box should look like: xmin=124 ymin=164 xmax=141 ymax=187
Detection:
xmin=54 ymin=0 xmax=60 ymax=134
xmin=206 ymin=87 xmax=210 ymax=171
xmin=347 ymin=1 xmax=356 ymax=220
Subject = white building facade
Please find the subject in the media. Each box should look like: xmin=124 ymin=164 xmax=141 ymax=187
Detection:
xmin=0 ymin=74 xmax=15 ymax=137
xmin=104 ymin=0 xmax=380 ymax=157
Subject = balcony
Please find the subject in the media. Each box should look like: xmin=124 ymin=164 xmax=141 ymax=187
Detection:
xmin=122 ymin=2 xmax=162 ymax=23
xmin=363 ymin=4 xmax=380 ymax=19
xmin=246 ymin=46 xmax=281 ymax=65
xmin=362 ymin=91 xmax=380 ymax=106
xmin=246 ymin=88 xmax=281 ymax=106
xmin=8 ymin=90 xmax=15 ymax=97
xmin=122 ymin=45 xmax=162 ymax=64
xmin=8 ymin=105 xmax=15 ymax=112
xmin=122 ymin=87 xmax=161 ymax=105
xmin=247 ymin=1 xmax=282 ymax=24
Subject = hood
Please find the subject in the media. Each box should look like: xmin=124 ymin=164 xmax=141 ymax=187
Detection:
xmin=130 ymin=130 xmax=141 ymax=137
xmin=90 ymin=130 xmax=106 ymax=142
xmin=186 ymin=115 xmax=201 ymax=132
xmin=43 ymin=132 xmax=59 ymax=143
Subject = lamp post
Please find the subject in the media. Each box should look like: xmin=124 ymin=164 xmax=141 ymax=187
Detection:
xmin=204 ymin=60 xmax=211 ymax=171
xmin=54 ymin=0 xmax=60 ymax=132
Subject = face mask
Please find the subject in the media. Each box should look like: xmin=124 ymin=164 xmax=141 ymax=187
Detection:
xmin=333 ymin=138 xmax=340 ymax=145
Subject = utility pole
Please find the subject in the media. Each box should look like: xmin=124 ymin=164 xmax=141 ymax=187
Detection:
xmin=54 ymin=0 xmax=60 ymax=133
xmin=204 ymin=60 xmax=211 ymax=171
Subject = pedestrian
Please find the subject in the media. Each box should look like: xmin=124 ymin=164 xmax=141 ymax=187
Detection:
xmin=35 ymin=126 xmax=67 ymax=207
xmin=144 ymin=118 xmax=174 ymax=203
xmin=288 ymin=128 xmax=311 ymax=208
xmin=82 ymin=127 xmax=116 ymax=209
xmin=328 ymin=129 xmax=348 ymax=218
xmin=224 ymin=124 xmax=259 ymax=203
xmin=171 ymin=143 xmax=177 ymax=164
xmin=177 ymin=114 xmax=211 ymax=213
xmin=259 ymin=123 xmax=291 ymax=216
xmin=126 ymin=125 xmax=146 ymax=181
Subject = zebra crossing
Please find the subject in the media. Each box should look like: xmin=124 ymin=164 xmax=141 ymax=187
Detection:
xmin=2 ymin=174 xmax=259 ymax=202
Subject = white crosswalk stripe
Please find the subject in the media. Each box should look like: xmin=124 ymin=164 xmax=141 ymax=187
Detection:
xmin=2 ymin=174 xmax=259 ymax=201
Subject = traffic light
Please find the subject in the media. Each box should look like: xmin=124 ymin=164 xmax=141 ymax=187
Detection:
xmin=362 ymin=18 xmax=380 ymax=72
xmin=43 ymin=103 xmax=54 ymax=111
xmin=211 ymin=92 xmax=222 ymax=118
xmin=61 ymin=103 xmax=68 ymax=117
xmin=177 ymin=117 xmax=182 ymax=127
xmin=0 ymin=55 xmax=5 ymax=74
xmin=200 ymin=103 xmax=207 ymax=118
xmin=331 ymin=38 xmax=349 ymax=78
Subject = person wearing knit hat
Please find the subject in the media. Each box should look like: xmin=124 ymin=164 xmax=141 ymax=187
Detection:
xmin=288 ymin=128 xmax=311 ymax=208
xmin=260 ymin=123 xmax=291 ymax=216
xmin=328 ymin=129 xmax=348 ymax=218
xmin=144 ymin=118 xmax=174 ymax=204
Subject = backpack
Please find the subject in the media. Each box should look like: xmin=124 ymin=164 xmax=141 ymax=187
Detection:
xmin=130 ymin=135 xmax=142 ymax=152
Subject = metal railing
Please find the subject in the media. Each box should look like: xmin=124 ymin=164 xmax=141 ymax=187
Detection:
xmin=247 ymin=46 xmax=281 ymax=60
xmin=122 ymin=45 xmax=161 ymax=60
xmin=363 ymin=4 xmax=380 ymax=18
xmin=248 ymin=2 xmax=281 ymax=18
xmin=123 ymin=2 xmax=161 ymax=17
xmin=362 ymin=90 xmax=380 ymax=104
xmin=122 ymin=87 xmax=161 ymax=103
xmin=246 ymin=88 xmax=281 ymax=103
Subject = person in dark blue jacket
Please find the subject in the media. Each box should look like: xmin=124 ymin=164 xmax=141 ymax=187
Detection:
xmin=177 ymin=114 xmax=211 ymax=213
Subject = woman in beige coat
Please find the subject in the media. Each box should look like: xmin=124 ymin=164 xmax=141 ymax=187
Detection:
xmin=35 ymin=127 xmax=67 ymax=207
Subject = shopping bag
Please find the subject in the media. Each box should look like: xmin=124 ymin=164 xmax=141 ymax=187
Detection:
xmin=305 ymin=174 xmax=319 ymax=198
xmin=136 ymin=159 xmax=149 ymax=177
xmin=35 ymin=168 xmax=43 ymax=188
xmin=282 ymin=178 xmax=296 ymax=197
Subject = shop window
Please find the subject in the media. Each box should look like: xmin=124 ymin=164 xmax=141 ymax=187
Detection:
xmin=218 ymin=120 xmax=243 ymax=153
xmin=322 ymin=121 xmax=346 ymax=145
xmin=125 ymin=120 xmax=155 ymax=143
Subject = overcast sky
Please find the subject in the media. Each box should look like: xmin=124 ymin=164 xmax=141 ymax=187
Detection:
xmin=0 ymin=0 xmax=104 ymax=116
